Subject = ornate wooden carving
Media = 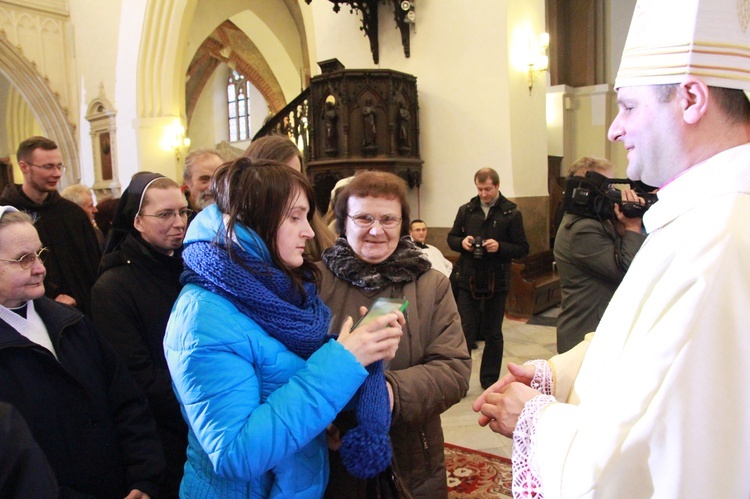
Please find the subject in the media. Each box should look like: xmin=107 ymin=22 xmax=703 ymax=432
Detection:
xmin=307 ymin=66 xmax=422 ymax=211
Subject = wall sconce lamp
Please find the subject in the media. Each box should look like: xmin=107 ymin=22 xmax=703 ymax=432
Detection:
xmin=166 ymin=120 xmax=191 ymax=162
xmin=528 ymin=32 xmax=550 ymax=94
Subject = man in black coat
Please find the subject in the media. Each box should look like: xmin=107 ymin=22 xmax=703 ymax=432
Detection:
xmin=0 ymin=137 xmax=100 ymax=315
xmin=447 ymin=168 xmax=529 ymax=389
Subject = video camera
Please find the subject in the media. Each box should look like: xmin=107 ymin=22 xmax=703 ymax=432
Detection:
xmin=562 ymin=171 xmax=657 ymax=220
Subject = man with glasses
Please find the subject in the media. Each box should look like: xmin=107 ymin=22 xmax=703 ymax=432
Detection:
xmin=447 ymin=167 xmax=529 ymax=388
xmin=0 ymin=136 xmax=101 ymax=316
xmin=92 ymin=172 xmax=189 ymax=498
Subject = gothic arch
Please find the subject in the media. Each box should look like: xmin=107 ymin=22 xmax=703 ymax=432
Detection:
xmin=138 ymin=0 xmax=310 ymax=124
xmin=185 ymin=20 xmax=287 ymax=125
xmin=0 ymin=30 xmax=80 ymax=183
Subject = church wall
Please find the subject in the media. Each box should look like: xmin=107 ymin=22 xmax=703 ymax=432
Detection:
xmin=68 ymin=0 xmax=127 ymax=186
xmin=305 ymin=0 xmax=550 ymax=252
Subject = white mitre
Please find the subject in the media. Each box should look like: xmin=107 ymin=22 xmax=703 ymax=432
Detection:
xmin=615 ymin=0 xmax=750 ymax=94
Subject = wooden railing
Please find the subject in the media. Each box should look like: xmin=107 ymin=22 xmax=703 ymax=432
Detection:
xmin=252 ymin=87 xmax=311 ymax=162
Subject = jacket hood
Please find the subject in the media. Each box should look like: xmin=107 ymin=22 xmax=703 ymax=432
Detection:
xmin=184 ymin=203 xmax=271 ymax=264
xmin=1 ymin=183 xmax=62 ymax=209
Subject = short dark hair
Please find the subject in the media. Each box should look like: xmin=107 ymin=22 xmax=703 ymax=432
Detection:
xmin=710 ymin=87 xmax=750 ymax=124
xmin=211 ymin=157 xmax=319 ymax=298
xmin=410 ymin=219 xmax=425 ymax=229
xmin=652 ymin=84 xmax=750 ymax=124
xmin=474 ymin=168 xmax=499 ymax=186
xmin=653 ymin=84 xmax=678 ymax=103
xmin=17 ymin=136 xmax=58 ymax=164
xmin=333 ymin=170 xmax=410 ymax=237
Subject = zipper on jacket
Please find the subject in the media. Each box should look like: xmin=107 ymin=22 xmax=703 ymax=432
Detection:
xmin=419 ymin=431 xmax=428 ymax=451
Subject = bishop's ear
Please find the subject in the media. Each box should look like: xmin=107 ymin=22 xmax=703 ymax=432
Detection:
xmin=679 ymin=77 xmax=709 ymax=125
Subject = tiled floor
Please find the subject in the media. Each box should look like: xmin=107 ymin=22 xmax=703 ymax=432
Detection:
xmin=441 ymin=315 xmax=558 ymax=458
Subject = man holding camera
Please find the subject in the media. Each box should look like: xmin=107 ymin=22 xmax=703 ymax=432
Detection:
xmin=554 ymin=157 xmax=646 ymax=354
xmin=448 ymin=168 xmax=529 ymax=388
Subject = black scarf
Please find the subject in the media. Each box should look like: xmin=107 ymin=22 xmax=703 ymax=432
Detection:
xmin=322 ymin=237 xmax=432 ymax=291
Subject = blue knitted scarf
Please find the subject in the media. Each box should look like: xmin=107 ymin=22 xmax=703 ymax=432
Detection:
xmin=182 ymin=238 xmax=392 ymax=478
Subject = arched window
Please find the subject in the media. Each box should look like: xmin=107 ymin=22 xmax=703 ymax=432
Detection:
xmin=227 ymin=70 xmax=252 ymax=141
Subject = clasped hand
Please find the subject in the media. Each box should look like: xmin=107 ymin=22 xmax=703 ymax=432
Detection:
xmin=336 ymin=306 xmax=404 ymax=367
xmin=472 ymin=362 xmax=540 ymax=437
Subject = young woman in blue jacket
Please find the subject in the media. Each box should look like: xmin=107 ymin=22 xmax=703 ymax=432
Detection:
xmin=164 ymin=158 xmax=404 ymax=498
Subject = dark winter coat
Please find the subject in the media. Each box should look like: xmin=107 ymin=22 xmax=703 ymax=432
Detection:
xmin=318 ymin=247 xmax=471 ymax=499
xmin=0 ymin=184 xmax=101 ymax=315
xmin=0 ymin=401 xmax=58 ymax=499
xmin=553 ymin=213 xmax=646 ymax=353
xmin=447 ymin=194 xmax=529 ymax=294
xmin=92 ymin=234 xmax=187 ymax=497
xmin=0 ymin=297 xmax=164 ymax=498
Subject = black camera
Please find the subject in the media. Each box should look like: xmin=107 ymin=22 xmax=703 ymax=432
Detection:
xmin=472 ymin=236 xmax=486 ymax=259
xmin=563 ymin=171 xmax=657 ymax=220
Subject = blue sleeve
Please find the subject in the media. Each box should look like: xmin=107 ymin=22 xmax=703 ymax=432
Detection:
xmin=164 ymin=288 xmax=367 ymax=480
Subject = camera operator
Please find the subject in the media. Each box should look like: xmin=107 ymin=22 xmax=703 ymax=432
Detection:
xmin=448 ymin=168 xmax=529 ymax=389
xmin=553 ymin=157 xmax=647 ymax=353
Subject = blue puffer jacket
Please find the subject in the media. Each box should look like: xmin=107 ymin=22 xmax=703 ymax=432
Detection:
xmin=164 ymin=205 xmax=368 ymax=498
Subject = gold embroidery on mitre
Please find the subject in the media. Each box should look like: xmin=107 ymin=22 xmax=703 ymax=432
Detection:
xmin=739 ymin=0 xmax=750 ymax=32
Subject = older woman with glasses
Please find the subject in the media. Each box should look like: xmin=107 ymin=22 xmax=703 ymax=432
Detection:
xmin=92 ymin=172 xmax=189 ymax=498
xmin=319 ymin=171 xmax=471 ymax=498
xmin=0 ymin=205 xmax=165 ymax=498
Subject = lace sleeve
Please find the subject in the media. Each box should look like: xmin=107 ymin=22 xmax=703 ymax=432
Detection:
xmin=524 ymin=359 xmax=553 ymax=396
xmin=512 ymin=394 xmax=556 ymax=498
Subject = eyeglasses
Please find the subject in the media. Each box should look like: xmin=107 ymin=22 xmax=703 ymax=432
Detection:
xmin=0 ymin=247 xmax=48 ymax=270
xmin=348 ymin=214 xmax=402 ymax=229
xmin=139 ymin=208 xmax=194 ymax=222
xmin=25 ymin=162 xmax=67 ymax=173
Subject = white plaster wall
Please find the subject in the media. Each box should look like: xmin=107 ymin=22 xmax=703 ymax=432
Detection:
xmin=68 ymin=0 xmax=125 ymax=186
xmin=607 ymin=0 xmax=637 ymax=84
xmin=304 ymin=0 xmax=547 ymax=226
xmin=113 ymin=0 xmax=147 ymax=185
xmin=189 ymin=66 xmax=225 ymax=150
xmin=506 ymin=0 xmax=548 ymax=197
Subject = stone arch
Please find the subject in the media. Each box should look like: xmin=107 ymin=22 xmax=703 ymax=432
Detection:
xmin=185 ymin=20 xmax=287 ymax=125
xmin=0 ymin=30 xmax=79 ymax=183
xmin=138 ymin=0 xmax=311 ymax=125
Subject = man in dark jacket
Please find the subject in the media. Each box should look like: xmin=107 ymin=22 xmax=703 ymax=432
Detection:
xmin=448 ymin=168 xmax=529 ymax=389
xmin=0 ymin=137 xmax=101 ymax=315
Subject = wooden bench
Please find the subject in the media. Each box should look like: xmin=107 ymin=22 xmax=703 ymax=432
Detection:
xmin=506 ymin=249 xmax=561 ymax=319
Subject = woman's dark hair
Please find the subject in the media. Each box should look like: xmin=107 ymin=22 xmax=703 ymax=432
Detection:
xmin=93 ymin=197 xmax=119 ymax=237
xmin=211 ymin=157 xmax=319 ymax=298
xmin=244 ymin=135 xmax=305 ymax=174
xmin=333 ymin=170 xmax=410 ymax=237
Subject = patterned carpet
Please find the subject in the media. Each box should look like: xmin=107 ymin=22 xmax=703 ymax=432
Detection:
xmin=445 ymin=443 xmax=512 ymax=498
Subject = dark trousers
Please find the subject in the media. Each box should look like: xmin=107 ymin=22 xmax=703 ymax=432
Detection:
xmin=456 ymin=288 xmax=508 ymax=388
